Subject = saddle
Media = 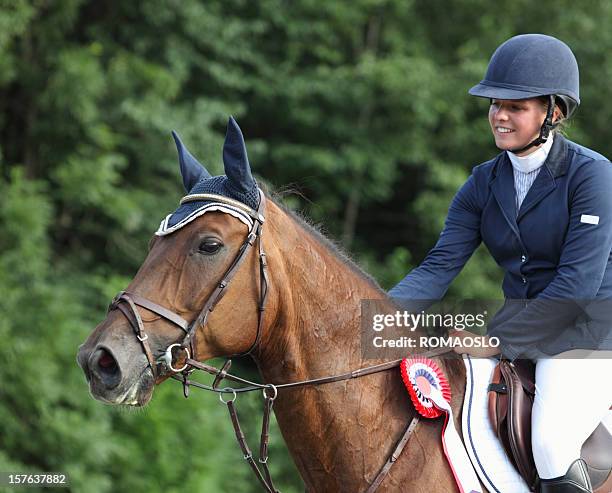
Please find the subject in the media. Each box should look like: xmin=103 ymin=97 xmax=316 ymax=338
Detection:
xmin=488 ymin=359 xmax=612 ymax=493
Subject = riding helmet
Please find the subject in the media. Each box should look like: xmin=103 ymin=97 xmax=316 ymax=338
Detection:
xmin=469 ymin=34 xmax=580 ymax=118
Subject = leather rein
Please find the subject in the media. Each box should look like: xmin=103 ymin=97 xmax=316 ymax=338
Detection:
xmin=107 ymin=190 xmax=453 ymax=493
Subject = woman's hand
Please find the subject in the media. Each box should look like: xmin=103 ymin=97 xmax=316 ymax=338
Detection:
xmin=448 ymin=330 xmax=501 ymax=358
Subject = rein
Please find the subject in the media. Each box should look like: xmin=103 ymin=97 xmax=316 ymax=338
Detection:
xmin=107 ymin=190 xmax=455 ymax=492
xmin=173 ymin=347 xmax=453 ymax=493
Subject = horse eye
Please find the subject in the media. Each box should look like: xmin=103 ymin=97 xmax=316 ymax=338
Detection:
xmin=198 ymin=239 xmax=223 ymax=255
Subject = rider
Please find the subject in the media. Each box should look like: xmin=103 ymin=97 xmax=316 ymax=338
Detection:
xmin=389 ymin=34 xmax=612 ymax=493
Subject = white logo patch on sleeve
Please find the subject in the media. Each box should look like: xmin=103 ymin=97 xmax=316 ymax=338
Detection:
xmin=580 ymin=214 xmax=600 ymax=225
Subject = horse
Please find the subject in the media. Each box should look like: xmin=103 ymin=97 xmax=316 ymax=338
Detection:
xmin=77 ymin=117 xmax=467 ymax=492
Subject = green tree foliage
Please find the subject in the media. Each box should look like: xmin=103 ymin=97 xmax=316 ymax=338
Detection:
xmin=2 ymin=1 xmax=612 ymax=491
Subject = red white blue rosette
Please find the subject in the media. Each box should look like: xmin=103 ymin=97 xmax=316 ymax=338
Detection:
xmin=400 ymin=356 xmax=452 ymax=419
xmin=400 ymin=355 xmax=483 ymax=493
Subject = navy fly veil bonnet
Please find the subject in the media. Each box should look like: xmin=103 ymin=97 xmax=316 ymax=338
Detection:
xmin=156 ymin=117 xmax=261 ymax=235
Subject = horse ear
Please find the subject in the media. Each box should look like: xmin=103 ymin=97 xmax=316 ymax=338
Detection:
xmin=172 ymin=131 xmax=211 ymax=192
xmin=222 ymin=117 xmax=255 ymax=193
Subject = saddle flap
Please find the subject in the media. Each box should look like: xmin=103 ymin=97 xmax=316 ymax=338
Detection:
xmin=488 ymin=360 xmax=537 ymax=490
xmin=488 ymin=364 xmax=508 ymax=436
xmin=500 ymin=361 xmax=537 ymax=485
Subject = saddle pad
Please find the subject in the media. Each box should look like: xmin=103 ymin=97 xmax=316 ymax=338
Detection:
xmin=462 ymin=355 xmax=530 ymax=493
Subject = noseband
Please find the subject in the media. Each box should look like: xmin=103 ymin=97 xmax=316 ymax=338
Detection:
xmin=108 ymin=190 xmax=269 ymax=380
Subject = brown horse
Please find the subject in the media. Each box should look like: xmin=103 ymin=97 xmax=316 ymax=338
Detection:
xmin=77 ymin=118 xmax=467 ymax=492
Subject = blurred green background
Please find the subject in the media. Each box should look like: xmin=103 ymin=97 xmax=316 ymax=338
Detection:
xmin=2 ymin=1 xmax=612 ymax=491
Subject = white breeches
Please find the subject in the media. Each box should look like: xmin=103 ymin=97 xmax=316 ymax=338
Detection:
xmin=531 ymin=351 xmax=612 ymax=479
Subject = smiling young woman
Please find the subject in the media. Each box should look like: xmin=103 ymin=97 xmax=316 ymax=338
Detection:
xmin=489 ymin=98 xmax=563 ymax=156
xmin=390 ymin=34 xmax=612 ymax=492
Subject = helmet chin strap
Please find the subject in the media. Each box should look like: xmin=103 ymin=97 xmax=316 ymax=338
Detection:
xmin=509 ymin=95 xmax=557 ymax=155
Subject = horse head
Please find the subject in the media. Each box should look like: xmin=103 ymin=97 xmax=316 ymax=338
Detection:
xmin=77 ymin=117 xmax=277 ymax=406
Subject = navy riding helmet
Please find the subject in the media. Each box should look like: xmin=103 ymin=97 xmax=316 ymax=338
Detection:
xmin=469 ymin=34 xmax=580 ymax=153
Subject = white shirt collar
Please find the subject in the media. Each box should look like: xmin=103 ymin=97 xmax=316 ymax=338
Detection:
xmin=507 ymin=134 xmax=555 ymax=174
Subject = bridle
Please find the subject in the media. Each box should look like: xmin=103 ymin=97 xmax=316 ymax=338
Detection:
xmin=108 ymin=190 xmax=269 ymax=380
xmin=107 ymin=189 xmax=454 ymax=493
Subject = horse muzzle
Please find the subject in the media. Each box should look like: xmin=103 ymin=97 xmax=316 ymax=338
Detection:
xmin=77 ymin=343 xmax=154 ymax=406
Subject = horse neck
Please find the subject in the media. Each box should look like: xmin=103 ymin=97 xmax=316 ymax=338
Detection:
xmin=255 ymin=200 xmax=386 ymax=382
xmin=250 ymin=201 xmax=466 ymax=491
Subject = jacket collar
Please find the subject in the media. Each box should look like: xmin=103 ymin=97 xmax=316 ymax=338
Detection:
xmin=543 ymin=133 xmax=569 ymax=178
xmin=491 ymin=134 xmax=569 ymax=179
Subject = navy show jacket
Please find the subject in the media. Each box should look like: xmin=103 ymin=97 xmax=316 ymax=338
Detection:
xmin=389 ymin=135 xmax=612 ymax=359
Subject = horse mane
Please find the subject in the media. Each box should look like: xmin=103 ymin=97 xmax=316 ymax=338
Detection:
xmin=261 ymin=183 xmax=385 ymax=295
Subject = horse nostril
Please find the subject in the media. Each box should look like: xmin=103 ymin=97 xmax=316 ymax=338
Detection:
xmin=98 ymin=351 xmax=116 ymax=370
xmin=90 ymin=347 xmax=122 ymax=389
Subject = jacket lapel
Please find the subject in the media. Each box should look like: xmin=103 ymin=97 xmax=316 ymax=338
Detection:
xmin=490 ymin=153 xmax=521 ymax=239
xmin=516 ymin=135 xmax=569 ymax=222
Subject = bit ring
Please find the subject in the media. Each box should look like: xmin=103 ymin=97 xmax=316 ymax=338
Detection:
xmin=163 ymin=343 xmax=190 ymax=373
